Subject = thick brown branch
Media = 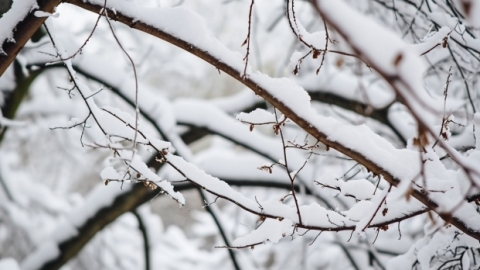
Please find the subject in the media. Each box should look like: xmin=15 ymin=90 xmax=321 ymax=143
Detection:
xmin=0 ymin=0 xmax=62 ymax=75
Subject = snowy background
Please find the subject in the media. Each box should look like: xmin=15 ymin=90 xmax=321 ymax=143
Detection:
xmin=1 ymin=0 xmax=480 ymax=269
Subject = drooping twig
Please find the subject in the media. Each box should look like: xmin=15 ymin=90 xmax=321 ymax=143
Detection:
xmin=104 ymin=10 xmax=140 ymax=158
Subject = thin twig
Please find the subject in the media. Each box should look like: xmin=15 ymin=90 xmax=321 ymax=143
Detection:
xmin=275 ymin=108 xmax=303 ymax=225
xmin=242 ymin=0 xmax=255 ymax=79
xmin=104 ymin=10 xmax=140 ymax=158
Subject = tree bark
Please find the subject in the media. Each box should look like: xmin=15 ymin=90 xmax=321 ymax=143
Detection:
xmin=0 ymin=0 xmax=61 ymax=76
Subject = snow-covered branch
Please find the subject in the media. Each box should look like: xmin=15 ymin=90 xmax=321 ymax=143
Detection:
xmin=0 ymin=0 xmax=61 ymax=75
xmin=2 ymin=0 xmax=480 ymax=268
xmin=60 ymin=0 xmax=480 ymax=240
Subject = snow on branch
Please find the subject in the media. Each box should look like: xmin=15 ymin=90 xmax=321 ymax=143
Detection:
xmin=165 ymin=151 xmax=427 ymax=231
xmin=312 ymin=0 xmax=480 ymax=237
xmin=236 ymin=108 xmax=277 ymax=126
xmin=62 ymin=0 xmax=480 ymax=239
xmin=0 ymin=0 xmax=38 ymax=54
xmin=228 ymin=218 xmax=294 ymax=249
xmin=94 ymin=105 xmax=430 ymax=241
xmin=315 ymin=172 xmax=376 ymax=201
xmin=173 ymin=99 xmax=338 ymax=206
xmin=0 ymin=0 xmax=61 ymax=75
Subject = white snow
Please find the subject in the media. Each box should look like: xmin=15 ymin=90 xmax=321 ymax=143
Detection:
xmin=5 ymin=1 xmax=480 ymax=268
xmin=0 ymin=0 xmax=39 ymax=54
xmin=236 ymin=108 xmax=276 ymax=124
xmin=21 ymin=241 xmax=60 ymax=270
xmin=232 ymin=218 xmax=293 ymax=247
xmin=0 ymin=258 xmax=20 ymax=270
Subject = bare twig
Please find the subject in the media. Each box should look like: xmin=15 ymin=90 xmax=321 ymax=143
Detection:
xmin=275 ymin=108 xmax=303 ymax=225
xmin=242 ymin=0 xmax=255 ymax=79
xmin=104 ymin=10 xmax=140 ymax=158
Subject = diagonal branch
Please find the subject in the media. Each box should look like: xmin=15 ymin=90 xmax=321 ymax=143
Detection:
xmin=63 ymin=0 xmax=480 ymax=240
xmin=0 ymin=0 xmax=62 ymax=75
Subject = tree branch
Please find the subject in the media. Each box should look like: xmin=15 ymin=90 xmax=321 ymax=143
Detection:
xmin=0 ymin=0 xmax=61 ymax=75
xmin=63 ymin=0 xmax=480 ymax=240
xmin=132 ymin=210 xmax=150 ymax=270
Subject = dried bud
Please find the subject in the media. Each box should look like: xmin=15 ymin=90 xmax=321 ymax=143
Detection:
xmin=241 ymin=37 xmax=248 ymax=47
xmin=273 ymin=124 xmax=280 ymax=135
xmin=293 ymin=65 xmax=299 ymax=75
xmin=442 ymin=37 xmax=448 ymax=48
xmin=335 ymin=57 xmax=344 ymax=68
xmin=258 ymin=165 xmax=273 ymax=174
xmin=405 ymin=188 xmax=413 ymax=201
xmin=461 ymin=0 xmax=472 ymax=17
xmin=393 ymin=53 xmax=403 ymax=67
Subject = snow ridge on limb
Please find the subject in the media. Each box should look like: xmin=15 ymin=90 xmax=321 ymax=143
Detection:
xmin=229 ymin=218 xmax=294 ymax=248
xmin=165 ymin=151 xmax=428 ymax=233
xmin=236 ymin=108 xmax=276 ymax=125
xmin=0 ymin=0 xmax=38 ymax=52
xmin=63 ymin=0 xmax=480 ymax=239
xmin=312 ymin=0 xmax=480 ymax=235
xmin=0 ymin=0 xmax=62 ymax=75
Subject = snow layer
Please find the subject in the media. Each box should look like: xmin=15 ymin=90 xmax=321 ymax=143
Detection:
xmin=232 ymin=218 xmax=293 ymax=247
xmin=0 ymin=258 xmax=20 ymax=270
xmin=0 ymin=0 xmax=39 ymax=54
xmin=236 ymin=108 xmax=276 ymax=124
xmin=69 ymin=0 xmax=480 ymax=234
